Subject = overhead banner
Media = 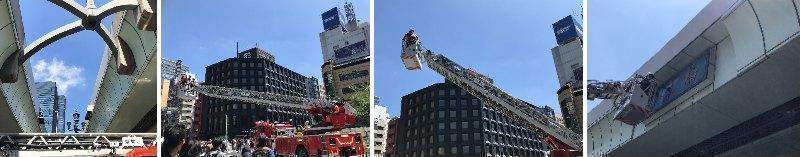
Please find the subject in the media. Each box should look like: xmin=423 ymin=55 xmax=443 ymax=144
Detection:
xmin=650 ymin=51 xmax=710 ymax=112
xmin=334 ymin=40 xmax=368 ymax=62
xmin=552 ymin=15 xmax=583 ymax=45
xmin=322 ymin=7 xmax=343 ymax=31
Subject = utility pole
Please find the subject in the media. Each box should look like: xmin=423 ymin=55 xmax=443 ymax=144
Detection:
xmin=225 ymin=114 xmax=229 ymax=140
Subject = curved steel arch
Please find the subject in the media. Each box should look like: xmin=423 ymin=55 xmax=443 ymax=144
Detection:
xmin=1 ymin=0 xmax=139 ymax=83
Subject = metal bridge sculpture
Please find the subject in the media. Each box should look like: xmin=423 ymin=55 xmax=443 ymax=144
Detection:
xmin=1 ymin=0 xmax=140 ymax=83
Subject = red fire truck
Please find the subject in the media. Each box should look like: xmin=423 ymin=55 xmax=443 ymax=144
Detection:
xmin=176 ymin=74 xmax=365 ymax=157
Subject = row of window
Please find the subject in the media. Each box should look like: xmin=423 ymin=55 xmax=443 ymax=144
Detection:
xmin=407 ymin=88 xmax=469 ymax=103
xmin=404 ymin=133 xmax=482 ymax=150
xmin=208 ymin=72 xmax=307 ymax=94
xmin=405 ymin=99 xmax=482 ymax=116
xmin=207 ymin=60 xmax=308 ymax=86
xmin=209 ymin=68 xmax=303 ymax=82
xmin=401 ymin=145 xmax=546 ymax=157
xmin=403 ymin=123 xmax=542 ymax=151
xmin=405 ymin=109 xmax=481 ymax=127
xmin=400 ymin=111 xmax=545 ymax=150
xmin=209 ymin=60 xmax=297 ymax=77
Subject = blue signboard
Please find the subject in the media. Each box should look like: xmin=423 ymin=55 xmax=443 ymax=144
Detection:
xmin=649 ymin=52 xmax=710 ymax=112
xmin=322 ymin=7 xmax=343 ymax=31
xmin=334 ymin=40 xmax=368 ymax=59
xmin=552 ymin=15 xmax=583 ymax=45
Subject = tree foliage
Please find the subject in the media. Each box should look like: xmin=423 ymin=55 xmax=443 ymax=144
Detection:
xmin=347 ymin=83 xmax=370 ymax=127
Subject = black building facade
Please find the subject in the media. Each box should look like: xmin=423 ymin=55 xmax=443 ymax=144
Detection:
xmin=397 ymin=82 xmax=549 ymax=157
xmin=200 ymin=47 xmax=315 ymax=138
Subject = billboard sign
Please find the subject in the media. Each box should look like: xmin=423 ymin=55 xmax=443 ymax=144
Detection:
xmin=322 ymin=7 xmax=343 ymax=31
xmin=552 ymin=15 xmax=583 ymax=45
xmin=649 ymin=51 xmax=710 ymax=112
xmin=334 ymin=40 xmax=368 ymax=62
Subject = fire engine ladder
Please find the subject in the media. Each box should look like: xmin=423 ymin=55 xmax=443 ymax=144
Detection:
xmin=0 ymin=133 xmax=155 ymax=151
xmin=413 ymin=46 xmax=583 ymax=150
xmin=185 ymin=84 xmax=356 ymax=118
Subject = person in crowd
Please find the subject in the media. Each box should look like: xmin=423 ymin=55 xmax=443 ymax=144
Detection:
xmin=201 ymin=140 xmax=226 ymax=157
xmin=179 ymin=141 xmax=204 ymax=157
xmin=241 ymin=142 xmax=254 ymax=157
xmin=162 ymin=126 xmax=187 ymax=157
xmin=252 ymin=137 xmax=275 ymax=157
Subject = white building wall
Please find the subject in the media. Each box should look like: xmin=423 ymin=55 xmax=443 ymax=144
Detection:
xmin=589 ymin=0 xmax=800 ymax=156
xmin=551 ymin=38 xmax=583 ymax=87
xmin=319 ymin=22 xmax=370 ymax=64
xmin=373 ymin=105 xmax=389 ymax=156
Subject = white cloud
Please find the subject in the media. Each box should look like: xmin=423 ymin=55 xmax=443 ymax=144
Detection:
xmin=32 ymin=58 xmax=85 ymax=95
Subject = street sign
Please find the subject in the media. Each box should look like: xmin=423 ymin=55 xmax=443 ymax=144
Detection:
xmin=122 ymin=137 xmax=145 ymax=147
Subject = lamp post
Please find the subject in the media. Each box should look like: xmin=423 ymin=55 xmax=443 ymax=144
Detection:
xmin=54 ymin=110 xmax=59 ymax=133
xmin=37 ymin=111 xmax=45 ymax=132
xmin=67 ymin=109 xmax=84 ymax=133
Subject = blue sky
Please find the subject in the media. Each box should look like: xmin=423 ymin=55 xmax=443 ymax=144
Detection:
xmin=162 ymin=0 xmax=369 ymax=82
xmin=587 ymin=0 xmax=711 ymax=110
xmin=376 ymin=0 xmax=582 ymax=117
xmin=19 ymin=0 xmax=119 ymax=131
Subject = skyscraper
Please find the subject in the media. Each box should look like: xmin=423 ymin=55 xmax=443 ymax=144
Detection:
xmin=57 ymin=95 xmax=66 ymax=133
xmin=550 ymin=15 xmax=584 ymax=135
xmin=34 ymin=82 xmax=60 ymax=133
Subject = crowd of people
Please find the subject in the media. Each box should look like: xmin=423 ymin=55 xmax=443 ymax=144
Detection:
xmin=162 ymin=126 xmax=277 ymax=157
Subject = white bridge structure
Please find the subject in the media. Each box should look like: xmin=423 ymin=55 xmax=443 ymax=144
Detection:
xmin=0 ymin=133 xmax=156 ymax=156
xmin=0 ymin=0 xmax=157 ymax=133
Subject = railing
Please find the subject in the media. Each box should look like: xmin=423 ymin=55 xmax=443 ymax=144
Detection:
xmin=0 ymin=133 xmax=155 ymax=150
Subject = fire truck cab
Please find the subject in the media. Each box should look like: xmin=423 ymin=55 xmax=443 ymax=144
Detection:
xmin=255 ymin=121 xmax=365 ymax=157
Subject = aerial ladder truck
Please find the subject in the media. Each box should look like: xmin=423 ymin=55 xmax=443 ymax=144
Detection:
xmin=174 ymin=73 xmax=365 ymax=157
xmin=401 ymin=29 xmax=583 ymax=157
xmin=586 ymin=72 xmax=658 ymax=125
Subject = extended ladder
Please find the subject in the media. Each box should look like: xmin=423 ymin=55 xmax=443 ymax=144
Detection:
xmin=405 ymin=38 xmax=583 ymax=150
